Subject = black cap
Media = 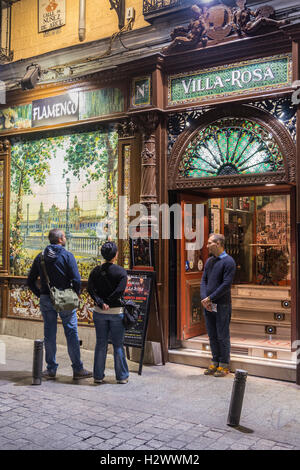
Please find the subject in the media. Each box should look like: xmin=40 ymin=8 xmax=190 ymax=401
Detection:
xmin=101 ymin=241 xmax=118 ymax=261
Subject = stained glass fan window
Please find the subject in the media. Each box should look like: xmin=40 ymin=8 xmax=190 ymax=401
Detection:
xmin=179 ymin=118 xmax=284 ymax=178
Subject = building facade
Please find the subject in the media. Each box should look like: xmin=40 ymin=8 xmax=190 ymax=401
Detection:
xmin=1 ymin=0 xmax=300 ymax=382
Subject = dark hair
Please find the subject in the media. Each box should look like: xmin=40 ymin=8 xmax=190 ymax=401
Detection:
xmin=101 ymin=241 xmax=118 ymax=261
xmin=48 ymin=229 xmax=65 ymax=244
xmin=209 ymin=233 xmax=225 ymax=247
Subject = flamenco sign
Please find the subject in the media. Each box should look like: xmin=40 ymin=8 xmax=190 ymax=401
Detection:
xmin=169 ymin=55 xmax=292 ymax=105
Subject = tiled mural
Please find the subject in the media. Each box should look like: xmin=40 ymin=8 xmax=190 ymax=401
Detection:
xmin=10 ymin=128 xmax=118 ymax=278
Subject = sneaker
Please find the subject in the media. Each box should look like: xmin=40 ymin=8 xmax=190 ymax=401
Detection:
xmin=214 ymin=366 xmax=230 ymax=377
xmin=117 ymin=379 xmax=128 ymax=384
xmin=204 ymin=365 xmax=218 ymax=375
xmin=73 ymin=368 xmax=93 ymax=380
xmin=94 ymin=378 xmax=104 ymax=384
xmin=42 ymin=369 xmax=56 ymax=380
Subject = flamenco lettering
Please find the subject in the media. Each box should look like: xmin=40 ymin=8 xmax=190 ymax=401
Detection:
xmin=33 ymin=100 xmax=78 ymax=121
xmin=181 ymin=66 xmax=275 ymax=94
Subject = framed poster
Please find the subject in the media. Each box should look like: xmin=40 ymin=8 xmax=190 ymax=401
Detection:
xmin=38 ymin=0 xmax=66 ymax=33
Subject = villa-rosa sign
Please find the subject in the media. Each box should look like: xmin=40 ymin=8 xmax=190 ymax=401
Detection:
xmin=32 ymin=93 xmax=79 ymax=127
xmin=168 ymin=55 xmax=292 ymax=105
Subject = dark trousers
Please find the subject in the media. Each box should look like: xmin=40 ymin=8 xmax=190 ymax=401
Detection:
xmin=204 ymin=304 xmax=231 ymax=366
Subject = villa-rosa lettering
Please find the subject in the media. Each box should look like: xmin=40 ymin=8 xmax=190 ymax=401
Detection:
xmin=181 ymin=66 xmax=275 ymax=94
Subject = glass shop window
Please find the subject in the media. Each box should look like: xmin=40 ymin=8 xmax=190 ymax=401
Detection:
xmin=209 ymin=195 xmax=290 ymax=286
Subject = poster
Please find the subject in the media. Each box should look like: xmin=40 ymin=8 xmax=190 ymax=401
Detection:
xmin=123 ymin=271 xmax=154 ymax=349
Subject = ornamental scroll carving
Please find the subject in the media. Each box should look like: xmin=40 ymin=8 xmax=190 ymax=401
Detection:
xmin=163 ymin=1 xmax=289 ymax=53
xmin=0 ymin=139 xmax=10 ymax=153
xmin=115 ymin=118 xmax=137 ymax=138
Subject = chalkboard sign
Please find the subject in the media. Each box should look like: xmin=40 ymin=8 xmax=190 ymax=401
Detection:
xmin=123 ymin=270 xmax=155 ymax=349
xmin=107 ymin=269 xmax=164 ymax=375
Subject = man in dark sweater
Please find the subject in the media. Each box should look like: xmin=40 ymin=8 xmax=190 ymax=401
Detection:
xmin=200 ymin=233 xmax=236 ymax=377
xmin=27 ymin=229 xmax=92 ymax=380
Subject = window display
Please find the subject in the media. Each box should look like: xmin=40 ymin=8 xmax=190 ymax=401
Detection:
xmin=209 ymin=195 xmax=290 ymax=285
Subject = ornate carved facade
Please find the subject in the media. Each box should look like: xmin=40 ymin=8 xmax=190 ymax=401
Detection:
xmin=164 ymin=1 xmax=289 ymax=53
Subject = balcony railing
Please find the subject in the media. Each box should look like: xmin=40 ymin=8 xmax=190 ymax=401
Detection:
xmin=143 ymin=0 xmax=193 ymax=20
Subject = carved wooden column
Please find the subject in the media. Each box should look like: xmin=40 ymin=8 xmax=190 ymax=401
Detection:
xmin=0 ymin=138 xmax=11 ymax=320
xmin=0 ymin=138 xmax=10 ymax=277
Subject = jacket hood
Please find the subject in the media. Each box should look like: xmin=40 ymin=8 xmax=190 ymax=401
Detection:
xmin=44 ymin=244 xmax=65 ymax=263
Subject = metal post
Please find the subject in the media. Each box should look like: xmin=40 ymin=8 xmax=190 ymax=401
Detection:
xmin=32 ymin=339 xmax=44 ymax=385
xmin=227 ymin=369 xmax=248 ymax=427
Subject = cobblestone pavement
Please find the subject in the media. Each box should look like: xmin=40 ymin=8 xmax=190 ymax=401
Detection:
xmin=0 ymin=335 xmax=299 ymax=451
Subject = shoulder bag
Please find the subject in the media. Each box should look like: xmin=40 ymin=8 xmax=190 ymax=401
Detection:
xmin=100 ymin=266 xmax=139 ymax=329
xmin=40 ymin=251 xmax=79 ymax=312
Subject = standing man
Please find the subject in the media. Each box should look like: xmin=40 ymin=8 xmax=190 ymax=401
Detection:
xmin=27 ymin=228 xmax=92 ymax=380
xmin=200 ymin=233 xmax=236 ymax=377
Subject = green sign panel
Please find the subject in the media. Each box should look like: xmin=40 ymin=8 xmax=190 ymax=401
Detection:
xmin=169 ymin=55 xmax=292 ymax=105
xmin=0 ymin=88 xmax=124 ymax=132
xmin=132 ymin=76 xmax=151 ymax=107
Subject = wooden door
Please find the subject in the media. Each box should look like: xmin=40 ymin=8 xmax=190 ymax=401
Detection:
xmin=178 ymin=194 xmax=209 ymax=340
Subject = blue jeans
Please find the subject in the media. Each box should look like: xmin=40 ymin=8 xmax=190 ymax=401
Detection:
xmin=93 ymin=312 xmax=129 ymax=382
xmin=204 ymin=304 xmax=231 ymax=366
xmin=40 ymin=295 xmax=83 ymax=373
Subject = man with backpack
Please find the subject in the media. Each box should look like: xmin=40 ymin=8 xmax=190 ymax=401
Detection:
xmin=27 ymin=228 xmax=92 ymax=380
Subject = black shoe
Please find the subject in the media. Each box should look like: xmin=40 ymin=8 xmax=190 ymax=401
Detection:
xmin=73 ymin=368 xmax=93 ymax=380
xmin=42 ymin=369 xmax=56 ymax=380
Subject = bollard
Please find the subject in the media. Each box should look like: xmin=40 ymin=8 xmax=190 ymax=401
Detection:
xmin=32 ymin=339 xmax=44 ymax=385
xmin=227 ymin=369 xmax=248 ymax=427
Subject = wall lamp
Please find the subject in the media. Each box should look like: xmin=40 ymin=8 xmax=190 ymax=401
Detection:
xmin=21 ymin=64 xmax=41 ymax=90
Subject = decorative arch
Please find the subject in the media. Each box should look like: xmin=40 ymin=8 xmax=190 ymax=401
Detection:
xmin=168 ymin=104 xmax=296 ymax=190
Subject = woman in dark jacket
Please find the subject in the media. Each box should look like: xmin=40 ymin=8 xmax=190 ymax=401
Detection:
xmin=88 ymin=242 xmax=129 ymax=384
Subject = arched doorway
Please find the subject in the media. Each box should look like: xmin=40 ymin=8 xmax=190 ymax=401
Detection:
xmin=167 ymin=104 xmax=297 ymax=381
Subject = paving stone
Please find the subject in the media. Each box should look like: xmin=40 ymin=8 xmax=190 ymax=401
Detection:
xmin=69 ymin=441 xmax=94 ymax=450
xmin=113 ymin=444 xmax=137 ymax=450
xmin=272 ymin=446 xmax=295 ymax=450
xmin=106 ymin=425 xmax=125 ymax=434
xmin=0 ymin=426 xmax=17 ymax=436
xmin=163 ymin=440 xmax=186 ymax=449
xmin=184 ymin=438 xmax=215 ymax=450
xmin=134 ymin=432 xmax=156 ymax=441
xmin=127 ymin=437 xmax=148 ymax=446
xmin=204 ymin=430 xmax=225 ymax=439
xmin=230 ymin=443 xmax=251 ymax=450
xmin=95 ymin=430 xmax=115 ymax=440
xmin=90 ymin=442 xmax=115 ymax=450
xmin=256 ymin=439 xmax=278 ymax=447
xmin=114 ymin=431 xmax=136 ymax=442
xmin=75 ymin=430 xmax=95 ymax=439
xmin=147 ymin=439 xmax=166 ymax=449
xmin=83 ymin=436 xmax=104 ymax=446
xmin=102 ymin=437 xmax=124 ymax=447
xmin=208 ymin=442 xmax=231 ymax=450
xmin=31 ymin=421 xmax=51 ymax=430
